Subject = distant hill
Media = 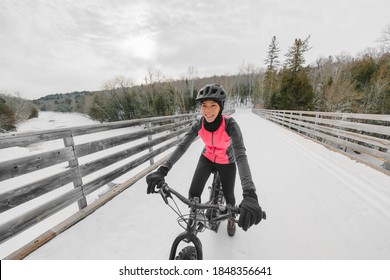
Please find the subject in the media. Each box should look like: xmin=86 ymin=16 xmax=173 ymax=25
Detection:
xmin=33 ymin=91 xmax=97 ymax=113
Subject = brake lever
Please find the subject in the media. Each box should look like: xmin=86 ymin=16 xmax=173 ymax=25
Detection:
xmin=158 ymin=183 xmax=171 ymax=204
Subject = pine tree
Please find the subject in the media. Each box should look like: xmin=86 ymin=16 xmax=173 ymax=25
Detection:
xmin=263 ymin=36 xmax=281 ymax=108
xmin=278 ymin=36 xmax=314 ymax=110
xmin=285 ymin=36 xmax=311 ymax=73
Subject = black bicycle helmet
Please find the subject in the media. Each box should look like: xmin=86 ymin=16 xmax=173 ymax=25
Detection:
xmin=195 ymin=84 xmax=227 ymax=104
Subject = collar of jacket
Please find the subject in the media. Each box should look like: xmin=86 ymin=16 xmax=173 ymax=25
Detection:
xmin=203 ymin=110 xmax=223 ymax=132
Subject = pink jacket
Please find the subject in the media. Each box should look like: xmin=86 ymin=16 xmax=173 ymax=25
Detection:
xmin=198 ymin=116 xmax=231 ymax=164
xmin=162 ymin=115 xmax=256 ymax=192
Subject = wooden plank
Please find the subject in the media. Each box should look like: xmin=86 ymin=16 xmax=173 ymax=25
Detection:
xmin=0 ymin=130 xmax=71 ymax=149
xmin=70 ymin=113 xmax=196 ymax=136
xmin=63 ymin=135 xmax=86 ymax=210
xmin=79 ymin=127 xmax=188 ymax=177
xmin=74 ymin=118 xmax=192 ymax=157
xmin=266 ymin=110 xmax=390 ymax=122
xmin=0 ymin=147 xmax=75 ymax=181
xmin=281 ymin=113 xmax=390 ymax=136
xmin=266 ymin=112 xmax=390 ymax=136
xmin=3 ymin=156 xmax=169 ymax=260
xmin=0 ymin=186 xmax=84 ymax=244
xmin=0 ymin=113 xmax=196 ymax=142
xmin=82 ymin=139 xmax=181 ymax=196
xmin=272 ymin=114 xmax=390 ymax=149
xmin=267 ymin=115 xmax=390 ymax=161
xmin=3 ymin=231 xmax=56 ymax=260
xmin=0 ymin=168 xmax=79 ymax=213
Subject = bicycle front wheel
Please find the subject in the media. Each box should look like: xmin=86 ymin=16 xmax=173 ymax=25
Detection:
xmin=169 ymin=232 xmax=203 ymax=260
xmin=175 ymin=246 xmax=197 ymax=260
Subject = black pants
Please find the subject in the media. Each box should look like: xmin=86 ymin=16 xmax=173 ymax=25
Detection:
xmin=189 ymin=155 xmax=237 ymax=206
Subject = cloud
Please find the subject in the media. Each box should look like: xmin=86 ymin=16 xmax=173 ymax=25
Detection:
xmin=1 ymin=0 xmax=389 ymax=99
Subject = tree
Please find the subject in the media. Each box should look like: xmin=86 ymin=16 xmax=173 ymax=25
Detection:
xmin=28 ymin=106 xmax=39 ymax=119
xmin=273 ymin=36 xmax=314 ymax=110
xmin=284 ymin=69 xmax=314 ymax=110
xmin=309 ymin=55 xmax=356 ymax=112
xmin=0 ymin=97 xmax=16 ymax=132
xmin=285 ymin=36 xmax=311 ymax=73
xmin=352 ymin=53 xmax=390 ymax=114
xmin=6 ymin=92 xmax=30 ymax=121
xmin=350 ymin=55 xmax=377 ymax=92
xmin=263 ymin=36 xmax=281 ymax=108
xmin=176 ymin=67 xmax=198 ymax=113
xmin=378 ymin=24 xmax=390 ymax=52
xmin=236 ymin=61 xmax=257 ymax=105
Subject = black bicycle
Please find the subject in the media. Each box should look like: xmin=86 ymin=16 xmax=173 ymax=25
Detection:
xmin=157 ymin=171 xmax=266 ymax=260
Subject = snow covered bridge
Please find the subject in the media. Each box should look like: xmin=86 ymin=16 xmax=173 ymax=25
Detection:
xmin=2 ymin=109 xmax=390 ymax=260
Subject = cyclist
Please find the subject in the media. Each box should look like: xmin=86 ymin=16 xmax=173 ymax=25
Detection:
xmin=146 ymin=83 xmax=263 ymax=236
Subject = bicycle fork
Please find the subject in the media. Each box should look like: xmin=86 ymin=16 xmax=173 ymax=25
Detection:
xmin=169 ymin=197 xmax=204 ymax=260
xmin=168 ymin=231 xmax=203 ymax=260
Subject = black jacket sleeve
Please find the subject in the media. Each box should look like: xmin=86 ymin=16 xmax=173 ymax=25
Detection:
xmin=161 ymin=119 xmax=200 ymax=170
xmin=226 ymin=117 xmax=256 ymax=193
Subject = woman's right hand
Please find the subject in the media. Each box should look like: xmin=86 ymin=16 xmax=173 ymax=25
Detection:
xmin=146 ymin=166 xmax=168 ymax=194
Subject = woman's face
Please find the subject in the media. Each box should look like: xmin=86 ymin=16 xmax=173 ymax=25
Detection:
xmin=201 ymin=100 xmax=220 ymax=123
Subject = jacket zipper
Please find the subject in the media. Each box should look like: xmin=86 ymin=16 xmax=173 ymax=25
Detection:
xmin=212 ymin=131 xmax=217 ymax=162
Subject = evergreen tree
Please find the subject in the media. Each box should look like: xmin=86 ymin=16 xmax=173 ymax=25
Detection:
xmin=277 ymin=36 xmax=314 ymax=110
xmin=285 ymin=36 xmax=311 ymax=73
xmin=263 ymin=36 xmax=281 ymax=108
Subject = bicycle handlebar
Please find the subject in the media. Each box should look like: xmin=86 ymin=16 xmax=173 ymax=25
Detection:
xmin=158 ymin=182 xmax=241 ymax=214
xmin=158 ymin=182 xmax=267 ymax=221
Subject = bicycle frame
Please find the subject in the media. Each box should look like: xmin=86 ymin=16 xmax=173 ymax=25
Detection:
xmin=158 ymin=172 xmax=240 ymax=260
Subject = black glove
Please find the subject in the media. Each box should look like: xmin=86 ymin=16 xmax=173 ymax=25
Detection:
xmin=238 ymin=189 xmax=263 ymax=231
xmin=146 ymin=166 xmax=169 ymax=194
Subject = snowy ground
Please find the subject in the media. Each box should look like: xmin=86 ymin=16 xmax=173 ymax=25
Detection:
xmin=2 ymin=109 xmax=388 ymax=260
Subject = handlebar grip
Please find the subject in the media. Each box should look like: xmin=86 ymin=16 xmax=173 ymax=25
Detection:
xmin=231 ymin=208 xmax=266 ymax=220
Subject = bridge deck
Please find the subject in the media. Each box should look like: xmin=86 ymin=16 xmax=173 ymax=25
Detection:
xmin=24 ymin=109 xmax=390 ymax=259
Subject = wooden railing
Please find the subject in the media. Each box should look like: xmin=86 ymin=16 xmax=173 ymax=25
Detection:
xmin=253 ymin=109 xmax=390 ymax=175
xmin=0 ymin=113 xmax=197 ymax=245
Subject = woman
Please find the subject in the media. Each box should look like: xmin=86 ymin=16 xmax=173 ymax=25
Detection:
xmin=146 ymin=83 xmax=263 ymax=236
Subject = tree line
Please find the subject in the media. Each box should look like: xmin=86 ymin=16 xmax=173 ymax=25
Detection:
xmin=85 ymin=28 xmax=389 ymax=122
xmin=258 ymin=35 xmax=390 ymax=113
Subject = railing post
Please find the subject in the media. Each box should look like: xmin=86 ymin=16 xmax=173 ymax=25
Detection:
xmin=312 ymin=113 xmax=319 ymax=140
xmin=298 ymin=112 xmax=303 ymax=134
xmin=63 ymin=131 xmax=87 ymax=210
xmin=147 ymin=122 xmax=154 ymax=165
xmin=286 ymin=111 xmax=292 ymax=129
xmin=383 ymin=144 xmax=390 ymax=171
xmin=339 ymin=114 xmax=348 ymax=152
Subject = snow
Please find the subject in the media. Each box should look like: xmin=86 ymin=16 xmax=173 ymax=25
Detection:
xmin=1 ymin=109 xmax=390 ymax=260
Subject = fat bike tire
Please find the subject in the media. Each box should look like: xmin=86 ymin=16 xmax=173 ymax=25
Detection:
xmin=175 ymin=246 xmax=198 ymax=260
xmin=169 ymin=232 xmax=203 ymax=260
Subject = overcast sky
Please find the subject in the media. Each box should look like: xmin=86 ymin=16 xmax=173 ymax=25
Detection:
xmin=1 ymin=0 xmax=389 ymax=100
